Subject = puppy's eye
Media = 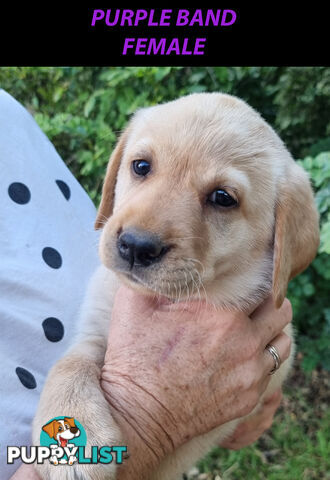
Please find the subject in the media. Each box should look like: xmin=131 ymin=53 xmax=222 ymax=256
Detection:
xmin=65 ymin=424 xmax=70 ymax=429
xmin=58 ymin=426 xmax=63 ymax=431
xmin=132 ymin=159 xmax=151 ymax=177
xmin=208 ymin=189 xmax=237 ymax=208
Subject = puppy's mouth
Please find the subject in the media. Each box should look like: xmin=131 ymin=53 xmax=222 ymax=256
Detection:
xmin=107 ymin=232 xmax=205 ymax=300
xmin=59 ymin=436 xmax=68 ymax=448
xmin=119 ymin=269 xmax=160 ymax=292
xmin=117 ymin=266 xmax=203 ymax=303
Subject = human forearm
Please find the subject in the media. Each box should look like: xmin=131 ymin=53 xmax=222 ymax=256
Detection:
xmin=102 ymin=367 xmax=176 ymax=480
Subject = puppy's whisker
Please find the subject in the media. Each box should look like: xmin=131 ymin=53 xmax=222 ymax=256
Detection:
xmin=170 ymin=282 xmax=177 ymax=313
xmin=183 ymin=270 xmax=191 ymax=303
xmin=173 ymin=281 xmax=178 ymax=303
xmin=167 ymin=281 xmax=171 ymax=299
xmin=188 ymin=268 xmax=199 ymax=296
xmin=177 ymin=277 xmax=182 ymax=304
xmin=176 ymin=280 xmax=181 ymax=304
xmin=192 ymin=267 xmax=203 ymax=290
xmin=188 ymin=269 xmax=203 ymax=317
xmin=185 ymin=257 xmax=206 ymax=277
xmin=151 ymin=280 xmax=158 ymax=303
xmin=194 ymin=275 xmax=204 ymax=318
xmin=191 ymin=266 xmax=216 ymax=311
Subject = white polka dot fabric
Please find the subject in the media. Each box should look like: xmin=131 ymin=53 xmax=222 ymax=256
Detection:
xmin=0 ymin=90 xmax=100 ymax=478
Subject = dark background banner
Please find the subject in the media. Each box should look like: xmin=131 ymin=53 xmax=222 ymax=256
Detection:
xmin=0 ymin=5 xmax=327 ymax=66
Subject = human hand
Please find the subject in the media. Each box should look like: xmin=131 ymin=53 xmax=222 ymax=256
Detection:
xmin=220 ymin=389 xmax=283 ymax=450
xmin=101 ymin=286 xmax=292 ymax=479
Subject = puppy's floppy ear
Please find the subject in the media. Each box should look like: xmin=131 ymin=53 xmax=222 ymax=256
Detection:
xmin=272 ymin=161 xmax=319 ymax=308
xmin=64 ymin=417 xmax=75 ymax=428
xmin=42 ymin=420 xmax=57 ymax=439
xmin=95 ymin=128 xmax=130 ymax=230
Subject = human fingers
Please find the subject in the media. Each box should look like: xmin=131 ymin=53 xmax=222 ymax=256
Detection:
xmin=251 ymin=297 xmax=292 ymax=345
xmin=263 ymin=388 xmax=283 ymax=407
xmin=262 ymin=332 xmax=292 ymax=376
xmin=220 ymin=389 xmax=283 ymax=449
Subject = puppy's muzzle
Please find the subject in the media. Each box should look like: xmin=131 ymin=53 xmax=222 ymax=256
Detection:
xmin=117 ymin=228 xmax=169 ymax=268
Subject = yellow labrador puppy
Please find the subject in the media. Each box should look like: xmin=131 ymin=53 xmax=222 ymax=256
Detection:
xmin=33 ymin=93 xmax=319 ymax=480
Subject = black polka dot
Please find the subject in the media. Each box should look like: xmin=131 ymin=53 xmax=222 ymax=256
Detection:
xmin=42 ymin=247 xmax=62 ymax=269
xmin=42 ymin=317 xmax=64 ymax=342
xmin=8 ymin=182 xmax=31 ymax=204
xmin=56 ymin=180 xmax=71 ymax=200
xmin=16 ymin=367 xmax=37 ymax=389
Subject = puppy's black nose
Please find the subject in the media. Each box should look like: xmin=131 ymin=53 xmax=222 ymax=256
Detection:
xmin=117 ymin=229 xmax=168 ymax=268
xmin=70 ymin=426 xmax=78 ymax=434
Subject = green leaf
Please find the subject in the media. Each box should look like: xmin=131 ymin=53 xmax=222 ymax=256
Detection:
xmin=84 ymin=95 xmax=96 ymax=118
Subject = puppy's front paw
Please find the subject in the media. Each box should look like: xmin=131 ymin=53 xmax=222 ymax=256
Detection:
xmin=32 ymin=355 xmax=124 ymax=479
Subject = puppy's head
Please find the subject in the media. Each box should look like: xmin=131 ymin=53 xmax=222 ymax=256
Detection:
xmin=96 ymin=93 xmax=319 ymax=309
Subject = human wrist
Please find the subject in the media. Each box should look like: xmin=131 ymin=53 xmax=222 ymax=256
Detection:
xmin=101 ymin=367 xmax=176 ymax=479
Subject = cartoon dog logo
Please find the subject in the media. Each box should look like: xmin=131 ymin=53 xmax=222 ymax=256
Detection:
xmin=42 ymin=417 xmax=81 ymax=465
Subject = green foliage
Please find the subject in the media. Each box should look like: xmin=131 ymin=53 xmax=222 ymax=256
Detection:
xmin=1 ymin=66 xmax=329 ymax=202
xmin=196 ymin=405 xmax=330 ymax=479
xmin=0 ymin=66 xmax=329 ymax=370
xmin=194 ymin=363 xmax=330 ymax=479
xmin=274 ymin=67 xmax=330 ymax=158
xmin=288 ymin=152 xmax=330 ymax=371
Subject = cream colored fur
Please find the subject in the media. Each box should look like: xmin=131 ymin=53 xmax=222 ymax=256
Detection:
xmin=33 ymin=93 xmax=319 ymax=480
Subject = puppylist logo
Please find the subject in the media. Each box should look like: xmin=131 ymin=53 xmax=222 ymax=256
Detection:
xmin=7 ymin=416 xmax=127 ymax=466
